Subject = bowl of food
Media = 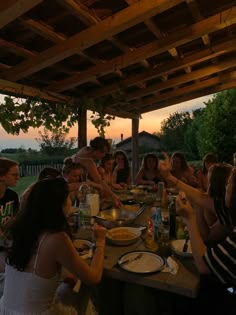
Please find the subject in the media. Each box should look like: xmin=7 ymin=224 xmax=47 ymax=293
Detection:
xmin=94 ymin=205 xmax=145 ymax=229
xmin=106 ymin=227 xmax=141 ymax=246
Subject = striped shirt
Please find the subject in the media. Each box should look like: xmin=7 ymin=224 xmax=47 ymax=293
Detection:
xmin=203 ymin=227 xmax=236 ymax=286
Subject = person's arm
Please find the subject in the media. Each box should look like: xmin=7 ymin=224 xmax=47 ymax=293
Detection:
xmin=159 ymin=153 xmax=214 ymax=212
xmin=55 ymin=224 xmax=106 ymax=285
xmin=176 ymin=195 xmax=210 ymax=274
xmin=79 ymin=159 xmax=121 ymax=207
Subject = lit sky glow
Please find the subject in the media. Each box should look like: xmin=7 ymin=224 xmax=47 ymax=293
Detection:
xmin=0 ymin=94 xmax=212 ymax=150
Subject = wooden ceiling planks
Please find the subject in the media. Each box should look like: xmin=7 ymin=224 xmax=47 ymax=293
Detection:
xmin=0 ymin=0 xmax=235 ymax=119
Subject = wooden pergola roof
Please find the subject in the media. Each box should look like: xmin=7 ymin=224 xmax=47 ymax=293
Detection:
xmin=0 ymin=0 xmax=236 ymax=120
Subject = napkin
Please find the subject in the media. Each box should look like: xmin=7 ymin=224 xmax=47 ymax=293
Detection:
xmin=73 ymin=279 xmax=81 ymax=293
xmin=161 ymin=256 xmax=179 ymax=275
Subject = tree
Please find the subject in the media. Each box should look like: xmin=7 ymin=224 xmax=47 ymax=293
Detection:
xmin=196 ymin=89 xmax=236 ymax=162
xmin=0 ymin=96 xmax=115 ymax=145
xmin=157 ymin=111 xmax=192 ymax=152
xmin=36 ymin=128 xmax=77 ymax=156
xmin=184 ymin=108 xmax=205 ymax=160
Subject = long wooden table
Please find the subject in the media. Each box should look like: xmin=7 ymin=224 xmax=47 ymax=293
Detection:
xmin=77 ymin=202 xmax=200 ymax=299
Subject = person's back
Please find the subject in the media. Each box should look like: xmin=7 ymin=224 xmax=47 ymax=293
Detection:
xmin=0 ymin=178 xmax=107 ymax=315
xmin=2 ymin=232 xmax=59 ymax=314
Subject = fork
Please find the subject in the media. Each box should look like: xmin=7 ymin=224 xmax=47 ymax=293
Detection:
xmin=119 ymin=253 xmax=143 ymax=266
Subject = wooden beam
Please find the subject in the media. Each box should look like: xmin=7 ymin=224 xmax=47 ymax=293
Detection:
xmin=130 ymin=70 xmax=236 ymax=112
xmin=0 ymin=38 xmax=35 ymax=58
xmin=0 ymin=79 xmax=76 ymax=104
xmin=142 ymin=78 xmax=236 ymax=113
xmin=85 ymin=38 xmax=236 ymax=99
xmin=58 ymin=0 xmax=100 ymax=25
xmin=2 ymin=0 xmax=185 ymax=80
xmin=0 ymin=0 xmax=43 ymax=29
xmin=45 ymin=8 xmax=236 ymax=92
xmin=126 ymin=57 xmax=236 ymax=100
xmin=0 ymin=79 xmax=137 ymax=119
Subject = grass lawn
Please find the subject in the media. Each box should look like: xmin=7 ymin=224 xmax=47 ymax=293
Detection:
xmin=12 ymin=176 xmax=37 ymax=195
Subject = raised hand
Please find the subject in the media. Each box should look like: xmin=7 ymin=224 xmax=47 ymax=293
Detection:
xmin=175 ymin=194 xmax=194 ymax=220
xmin=158 ymin=152 xmax=171 ymax=178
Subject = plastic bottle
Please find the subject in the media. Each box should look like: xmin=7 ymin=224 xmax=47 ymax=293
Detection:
xmin=78 ymin=184 xmax=91 ymax=229
xmin=150 ymin=207 xmax=162 ymax=241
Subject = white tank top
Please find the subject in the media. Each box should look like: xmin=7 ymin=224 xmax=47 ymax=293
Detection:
xmin=0 ymin=233 xmax=59 ymax=314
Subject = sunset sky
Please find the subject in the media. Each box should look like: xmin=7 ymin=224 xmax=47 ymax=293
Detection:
xmin=0 ymin=94 xmax=212 ymax=150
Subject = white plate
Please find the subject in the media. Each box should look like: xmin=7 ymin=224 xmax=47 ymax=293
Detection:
xmin=118 ymin=251 xmax=165 ymax=273
xmin=171 ymin=239 xmax=192 ymax=257
xmin=73 ymin=238 xmax=93 ymax=256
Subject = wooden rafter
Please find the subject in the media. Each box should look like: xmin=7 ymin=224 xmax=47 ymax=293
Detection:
xmin=44 ymin=8 xmax=236 ymax=92
xmin=1 ymin=0 xmax=185 ymax=81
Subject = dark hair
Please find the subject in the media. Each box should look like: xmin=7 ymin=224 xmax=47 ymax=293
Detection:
xmin=38 ymin=167 xmax=61 ymax=180
xmin=208 ymin=163 xmax=232 ymax=199
xmin=62 ymin=157 xmax=81 ymax=175
xmin=228 ymin=167 xmax=236 ymax=224
xmin=208 ymin=164 xmax=233 ymax=226
xmin=5 ymin=177 xmax=70 ymax=271
xmin=99 ymin=153 xmax=114 ymax=168
xmin=0 ymin=158 xmax=18 ymax=176
xmin=171 ymin=152 xmax=188 ymax=170
xmin=90 ymin=137 xmax=110 ymax=152
xmin=202 ymin=153 xmax=217 ymax=174
xmin=113 ymin=150 xmax=130 ymax=170
xmin=142 ymin=153 xmax=159 ymax=170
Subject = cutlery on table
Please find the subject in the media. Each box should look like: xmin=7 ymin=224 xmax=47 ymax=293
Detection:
xmin=182 ymin=236 xmax=189 ymax=252
xmin=119 ymin=253 xmax=143 ymax=266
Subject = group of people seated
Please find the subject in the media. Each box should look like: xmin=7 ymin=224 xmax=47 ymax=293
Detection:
xmin=0 ymin=136 xmax=236 ymax=314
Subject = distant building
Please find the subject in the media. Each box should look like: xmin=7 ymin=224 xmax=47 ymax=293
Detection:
xmin=115 ymin=131 xmax=161 ymax=157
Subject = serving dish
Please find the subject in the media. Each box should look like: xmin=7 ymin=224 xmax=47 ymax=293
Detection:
xmin=106 ymin=227 xmax=141 ymax=246
xmin=118 ymin=251 xmax=165 ymax=273
xmin=94 ymin=204 xmax=146 ymax=229
xmin=171 ymin=239 xmax=192 ymax=257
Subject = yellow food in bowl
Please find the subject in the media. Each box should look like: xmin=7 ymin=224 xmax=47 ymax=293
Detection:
xmin=109 ymin=231 xmax=137 ymax=240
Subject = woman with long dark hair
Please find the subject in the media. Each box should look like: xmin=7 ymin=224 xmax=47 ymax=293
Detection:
xmin=0 ymin=177 xmax=106 ymax=314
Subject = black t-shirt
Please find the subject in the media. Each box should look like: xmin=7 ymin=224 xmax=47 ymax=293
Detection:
xmin=0 ymin=188 xmax=19 ymax=226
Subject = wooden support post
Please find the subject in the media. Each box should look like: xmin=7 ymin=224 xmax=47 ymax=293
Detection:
xmin=131 ymin=118 xmax=139 ymax=184
xmin=78 ymin=107 xmax=87 ymax=148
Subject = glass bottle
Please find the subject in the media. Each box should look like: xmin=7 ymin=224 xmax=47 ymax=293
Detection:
xmin=168 ymin=196 xmax=176 ymax=239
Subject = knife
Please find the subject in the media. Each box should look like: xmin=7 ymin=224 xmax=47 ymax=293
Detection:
xmin=119 ymin=253 xmax=143 ymax=266
xmin=182 ymin=236 xmax=189 ymax=252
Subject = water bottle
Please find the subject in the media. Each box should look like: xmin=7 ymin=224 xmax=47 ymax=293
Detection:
xmin=78 ymin=201 xmax=91 ymax=229
xmin=78 ymin=184 xmax=91 ymax=229
xmin=151 ymin=207 xmax=162 ymax=241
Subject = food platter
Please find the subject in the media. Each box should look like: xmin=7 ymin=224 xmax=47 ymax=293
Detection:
xmin=118 ymin=251 xmax=165 ymax=273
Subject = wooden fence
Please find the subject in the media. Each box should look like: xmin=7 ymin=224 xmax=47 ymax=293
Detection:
xmin=19 ymin=162 xmax=63 ymax=177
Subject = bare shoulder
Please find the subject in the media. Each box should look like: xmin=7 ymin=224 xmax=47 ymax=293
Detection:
xmin=45 ymin=232 xmax=71 ymax=247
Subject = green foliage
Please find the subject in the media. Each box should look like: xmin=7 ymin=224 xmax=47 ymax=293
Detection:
xmin=197 ymin=89 xmax=236 ymax=161
xmin=0 ymin=96 xmax=116 ymax=140
xmin=184 ymin=108 xmax=205 ymax=160
xmin=158 ymin=111 xmax=192 ymax=151
xmin=35 ymin=128 xmax=77 ymax=156
xmin=88 ymin=97 xmax=115 ymax=138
